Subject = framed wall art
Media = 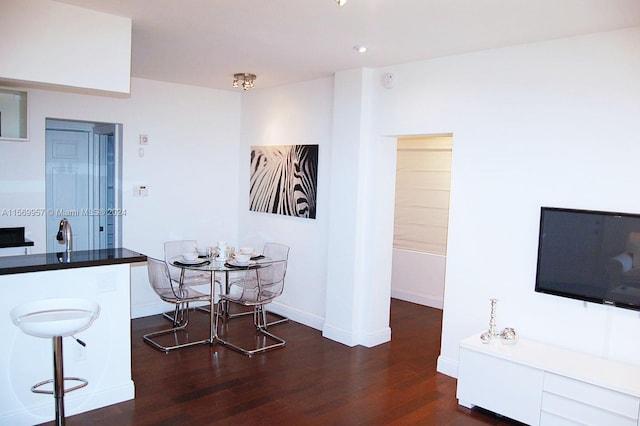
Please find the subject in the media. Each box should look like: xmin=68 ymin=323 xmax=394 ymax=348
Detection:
xmin=249 ymin=144 xmax=318 ymax=219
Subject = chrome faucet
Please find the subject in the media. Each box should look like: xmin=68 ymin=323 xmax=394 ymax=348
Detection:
xmin=56 ymin=218 xmax=73 ymax=252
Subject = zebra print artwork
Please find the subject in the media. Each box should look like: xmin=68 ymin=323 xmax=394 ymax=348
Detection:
xmin=249 ymin=144 xmax=318 ymax=219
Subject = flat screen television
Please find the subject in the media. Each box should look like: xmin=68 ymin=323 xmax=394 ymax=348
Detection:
xmin=535 ymin=207 xmax=640 ymax=311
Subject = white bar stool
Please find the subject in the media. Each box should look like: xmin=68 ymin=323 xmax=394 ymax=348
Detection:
xmin=10 ymin=298 xmax=100 ymax=426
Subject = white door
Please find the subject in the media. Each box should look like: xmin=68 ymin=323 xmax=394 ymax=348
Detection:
xmin=45 ymin=129 xmax=91 ymax=252
xmin=93 ymin=124 xmax=118 ymax=249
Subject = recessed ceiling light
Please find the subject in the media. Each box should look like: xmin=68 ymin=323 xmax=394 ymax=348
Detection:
xmin=336 ymin=0 xmax=348 ymax=5
xmin=353 ymin=45 xmax=367 ymax=53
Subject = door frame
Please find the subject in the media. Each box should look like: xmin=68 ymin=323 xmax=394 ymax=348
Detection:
xmin=45 ymin=118 xmax=123 ymax=251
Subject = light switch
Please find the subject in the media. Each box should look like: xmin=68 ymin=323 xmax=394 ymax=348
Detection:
xmin=139 ymin=134 xmax=149 ymax=145
xmin=134 ymin=185 xmax=149 ymax=197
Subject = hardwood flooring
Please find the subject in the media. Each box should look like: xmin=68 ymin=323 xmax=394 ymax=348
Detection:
xmin=41 ymin=299 xmax=520 ymax=425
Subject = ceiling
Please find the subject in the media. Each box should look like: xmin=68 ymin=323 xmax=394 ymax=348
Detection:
xmin=53 ymin=0 xmax=640 ymax=91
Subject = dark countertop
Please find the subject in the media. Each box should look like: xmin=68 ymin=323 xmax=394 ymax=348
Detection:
xmin=0 ymin=238 xmax=34 ymax=249
xmin=0 ymin=247 xmax=147 ymax=276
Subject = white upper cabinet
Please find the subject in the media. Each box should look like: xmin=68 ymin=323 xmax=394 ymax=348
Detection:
xmin=0 ymin=0 xmax=132 ymax=94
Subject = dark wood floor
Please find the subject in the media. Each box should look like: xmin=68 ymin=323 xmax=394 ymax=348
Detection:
xmin=43 ymin=299 xmax=520 ymax=425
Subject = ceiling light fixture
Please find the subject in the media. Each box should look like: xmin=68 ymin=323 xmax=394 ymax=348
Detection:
xmin=232 ymin=73 xmax=256 ymax=90
xmin=353 ymin=45 xmax=367 ymax=53
xmin=336 ymin=0 xmax=348 ymax=6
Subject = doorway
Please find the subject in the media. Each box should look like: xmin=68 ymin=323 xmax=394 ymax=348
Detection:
xmin=45 ymin=119 xmax=122 ymax=252
xmin=391 ymin=134 xmax=453 ymax=309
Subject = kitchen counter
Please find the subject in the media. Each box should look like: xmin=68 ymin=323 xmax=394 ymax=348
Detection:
xmin=0 ymin=227 xmax=34 ymax=255
xmin=0 ymin=247 xmax=146 ymax=275
xmin=0 ymin=247 xmax=147 ymax=425
xmin=0 ymin=238 xmax=34 ymax=249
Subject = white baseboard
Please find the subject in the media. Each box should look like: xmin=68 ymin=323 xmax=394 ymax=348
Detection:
xmin=321 ymin=322 xmax=392 ymax=348
xmin=132 ymin=299 xmax=402 ymax=350
xmin=391 ymin=289 xmax=443 ymax=309
xmin=436 ymin=354 xmax=458 ymax=378
xmin=131 ymin=301 xmax=172 ymax=319
xmin=266 ymin=301 xmax=324 ymax=331
xmin=131 ymin=300 xmax=211 ymax=319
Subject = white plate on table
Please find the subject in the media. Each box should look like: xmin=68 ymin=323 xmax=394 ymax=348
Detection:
xmin=235 ymin=252 xmax=261 ymax=258
xmin=234 ymin=253 xmax=264 ymax=261
xmin=178 ymin=257 xmax=209 ymax=265
xmin=228 ymin=259 xmax=256 ymax=267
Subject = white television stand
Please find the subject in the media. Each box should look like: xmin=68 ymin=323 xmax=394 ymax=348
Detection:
xmin=456 ymin=333 xmax=640 ymax=425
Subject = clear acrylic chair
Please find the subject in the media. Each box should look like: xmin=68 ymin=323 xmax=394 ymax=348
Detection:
xmin=164 ymin=240 xmax=213 ymax=287
xmin=215 ymin=252 xmax=289 ymax=356
xmin=164 ymin=240 xmax=216 ymax=321
xmin=143 ymin=257 xmax=213 ymax=352
xmin=221 ymin=242 xmax=290 ymax=322
xmin=262 ymin=242 xmax=290 ymax=326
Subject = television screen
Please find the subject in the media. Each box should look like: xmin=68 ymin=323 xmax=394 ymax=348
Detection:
xmin=535 ymin=207 xmax=640 ymax=311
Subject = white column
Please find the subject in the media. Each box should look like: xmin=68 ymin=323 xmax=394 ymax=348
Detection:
xmin=323 ymin=68 xmax=393 ymax=347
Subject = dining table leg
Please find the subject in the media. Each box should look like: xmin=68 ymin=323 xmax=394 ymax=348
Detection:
xmin=177 ymin=268 xmax=187 ymax=325
xmin=210 ymin=271 xmax=216 ymax=343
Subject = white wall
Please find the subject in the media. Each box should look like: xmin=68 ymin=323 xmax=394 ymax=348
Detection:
xmin=3 ymin=18 xmax=639 ymax=372
xmin=237 ymin=77 xmax=335 ymax=329
xmin=240 ymin=68 xmax=396 ymax=347
xmin=391 ymin=249 xmax=445 ymax=309
xmin=369 ymin=26 xmax=640 ymax=376
xmin=0 ymin=0 xmax=131 ymax=93
xmin=0 ymin=77 xmax=241 ymax=317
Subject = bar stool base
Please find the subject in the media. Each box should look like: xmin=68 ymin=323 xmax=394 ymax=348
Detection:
xmin=29 ymin=336 xmax=89 ymax=426
xmin=31 ymin=377 xmax=88 ymax=394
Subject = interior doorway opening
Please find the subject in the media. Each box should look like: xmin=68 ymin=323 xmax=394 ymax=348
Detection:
xmin=391 ymin=134 xmax=453 ymax=309
xmin=45 ymin=118 xmax=123 ymax=252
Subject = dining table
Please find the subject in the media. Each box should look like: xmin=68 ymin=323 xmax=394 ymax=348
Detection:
xmin=169 ymin=253 xmax=272 ymax=342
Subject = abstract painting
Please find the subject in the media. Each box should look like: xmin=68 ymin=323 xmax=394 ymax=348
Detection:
xmin=249 ymin=144 xmax=318 ymax=219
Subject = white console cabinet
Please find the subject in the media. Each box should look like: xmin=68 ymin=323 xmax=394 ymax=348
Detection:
xmin=457 ymin=334 xmax=640 ymax=426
